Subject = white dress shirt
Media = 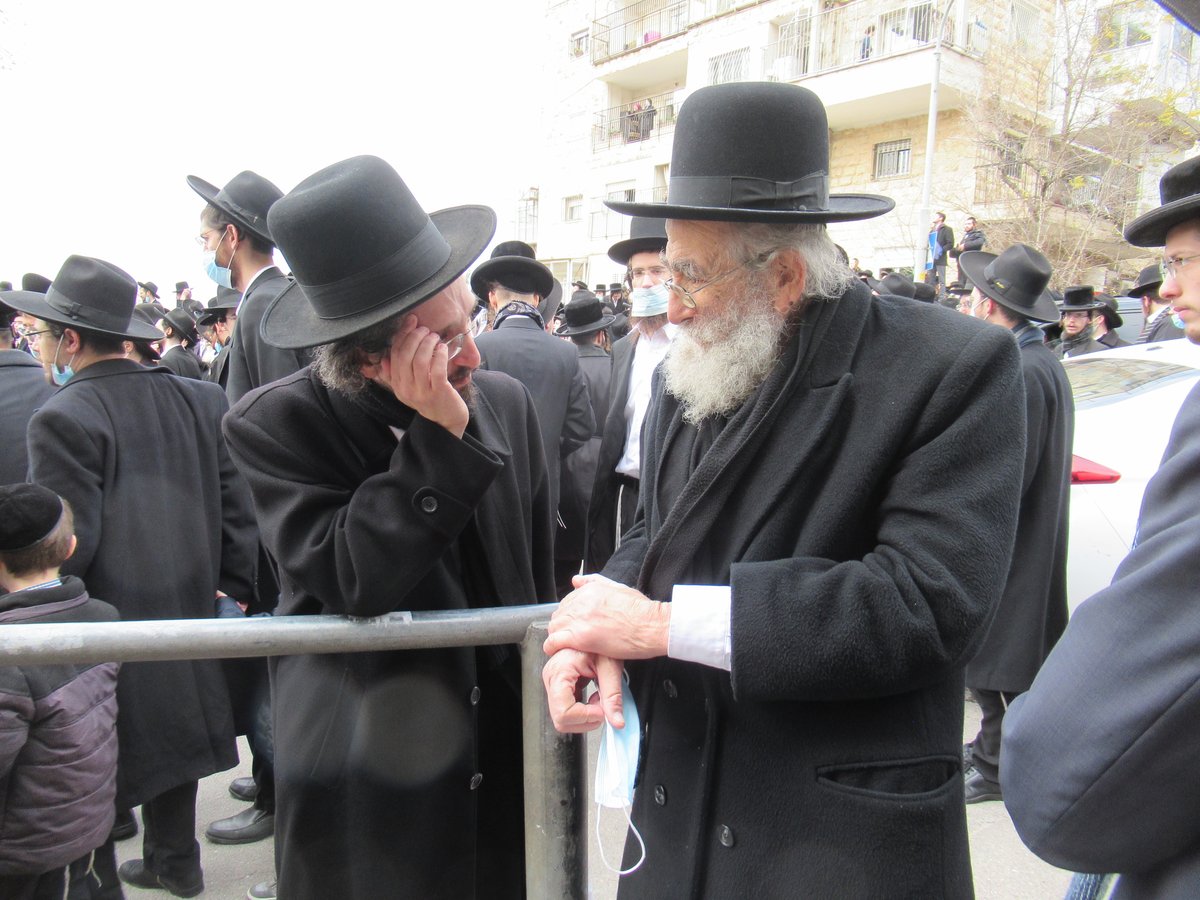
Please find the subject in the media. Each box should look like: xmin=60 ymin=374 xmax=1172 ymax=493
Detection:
xmin=615 ymin=323 xmax=676 ymax=478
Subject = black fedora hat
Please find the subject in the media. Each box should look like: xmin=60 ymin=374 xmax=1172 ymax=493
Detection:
xmin=261 ymin=155 xmax=495 ymax=350
xmin=1125 ymin=154 xmax=1200 ymax=247
xmin=608 ymin=216 xmax=668 ymax=266
xmin=22 ymin=273 xmax=51 ymax=293
xmin=162 ymin=307 xmax=199 ymax=344
xmin=0 ymin=255 xmax=164 ymax=340
xmin=912 ymin=281 xmax=937 ymax=303
xmin=175 ymin=281 xmax=190 ymax=293
xmin=470 ymin=240 xmax=554 ymax=301
xmin=137 ymin=281 xmax=159 ymax=299
xmin=197 ymin=286 xmax=240 ymax=327
xmin=1126 ymin=263 xmax=1163 ymax=299
xmin=606 ymin=82 xmax=894 ymax=223
xmin=555 ymin=295 xmax=616 ymax=337
xmin=1096 ymin=292 xmax=1123 ymax=329
xmin=187 ymin=170 xmax=284 ymax=245
xmin=879 ymin=272 xmax=916 ymax=298
xmin=539 ymin=280 xmax=564 ymax=324
xmin=1059 ymin=285 xmax=1103 ymax=312
xmin=958 ymin=245 xmax=1060 ymax=323
xmin=133 ymin=301 xmax=166 ymax=325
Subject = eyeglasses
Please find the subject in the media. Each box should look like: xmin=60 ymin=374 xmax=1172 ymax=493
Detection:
xmin=665 ymin=257 xmax=758 ymax=310
xmin=440 ymin=331 xmax=470 ymax=360
xmin=1161 ymin=253 xmax=1200 ymax=281
xmin=629 ymin=265 xmax=670 ymax=281
xmin=195 ymin=227 xmax=227 ymax=248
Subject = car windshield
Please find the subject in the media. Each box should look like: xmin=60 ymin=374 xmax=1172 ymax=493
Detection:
xmin=1067 ymin=358 xmax=1198 ymax=406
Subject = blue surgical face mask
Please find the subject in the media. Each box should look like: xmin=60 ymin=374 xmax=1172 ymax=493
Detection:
xmin=594 ymin=670 xmax=646 ymax=875
xmin=50 ymin=334 xmax=77 ymax=386
xmin=203 ymin=228 xmax=235 ymax=288
xmin=1171 ymin=311 xmax=1185 ymax=330
xmin=630 ymin=282 xmax=670 ymax=317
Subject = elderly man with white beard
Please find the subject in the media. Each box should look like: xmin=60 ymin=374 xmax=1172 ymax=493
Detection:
xmin=541 ymin=82 xmax=1026 ymax=898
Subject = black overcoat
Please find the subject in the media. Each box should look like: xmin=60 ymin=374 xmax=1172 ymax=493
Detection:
xmin=26 ymin=359 xmax=255 ymax=807
xmin=966 ymin=329 xmax=1073 ymax=690
xmin=225 ymin=267 xmax=309 ymax=404
xmin=223 ymin=368 xmax=556 ymax=900
xmin=476 ymin=315 xmax=593 ymax=514
xmin=558 ymin=343 xmax=612 ymax=560
xmin=0 ymin=349 xmax=54 ymax=484
xmin=602 ymin=283 xmax=1026 ymax=899
xmin=159 ymin=344 xmax=204 ymax=379
xmin=205 ymin=344 xmax=230 ymax=389
xmin=585 ymin=332 xmax=637 ymax=570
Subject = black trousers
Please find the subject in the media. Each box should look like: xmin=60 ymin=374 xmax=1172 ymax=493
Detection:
xmin=142 ymin=779 xmax=202 ymax=884
xmin=0 ymin=842 xmax=121 ymax=900
xmin=968 ymin=688 xmax=1021 ymax=783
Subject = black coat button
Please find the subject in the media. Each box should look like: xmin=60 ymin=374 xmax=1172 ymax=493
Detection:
xmin=470 ymin=686 xmax=481 ymax=705
xmin=420 ymin=495 xmax=438 ymax=513
xmin=662 ymin=679 xmax=678 ymax=699
xmin=718 ymin=825 xmax=735 ymax=848
xmin=653 ymin=785 xmax=667 ymax=806
xmin=470 ymin=773 xmax=483 ymax=790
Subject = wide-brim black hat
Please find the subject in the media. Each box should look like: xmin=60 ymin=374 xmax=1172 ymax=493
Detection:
xmin=261 ymin=155 xmax=496 ymax=350
xmin=880 ymin=272 xmax=916 ymax=298
xmin=539 ymin=280 xmax=564 ymax=323
xmin=606 ymin=83 xmax=894 ymax=223
xmin=175 ymin=281 xmax=190 ymax=293
xmin=608 ymin=216 xmax=668 ymax=265
xmin=162 ymin=307 xmax=199 ymax=344
xmin=1059 ymin=284 xmax=1104 ymax=312
xmin=187 ymin=170 xmax=284 ymax=245
xmin=1 ymin=255 xmax=164 ymax=340
xmin=555 ymin=295 xmax=616 ymax=336
xmin=1125 ymin=154 xmax=1200 ymax=247
xmin=197 ymin=286 xmax=240 ymax=326
xmin=959 ymin=246 xmax=1060 ymax=323
xmin=470 ymin=241 xmax=555 ymax=301
xmin=1096 ymin=293 xmax=1123 ymax=328
xmin=22 ymin=273 xmax=51 ymax=293
xmin=1126 ymin=263 xmax=1163 ymax=298
xmin=137 ymin=281 xmax=159 ymax=299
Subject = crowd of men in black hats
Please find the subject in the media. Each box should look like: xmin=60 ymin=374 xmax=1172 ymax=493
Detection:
xmin=2 ymin=78 xmax=1200 ymax=900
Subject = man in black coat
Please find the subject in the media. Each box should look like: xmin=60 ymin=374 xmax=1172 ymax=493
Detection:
xmin=959 ymin=244 xmax=1074 ymax=804
xmin=554 ymin=295 xmax=615 ymax=597
xmin=0 ymin=301 xmax=54 ymax=484
xmin=542 ymin=83 xmax=1025 ymax=898
xmin=198 ymin=287 xmax=239 ymax=390
xmin=188 ymin=170 xmax=306 ymax=404
xmin=9 ymin=255 xmax=257 ymax=898
xmin=472 ymin=241 xmax=593 ymax=517
xmin=1053 ymin=285 xmax=1108 ymax=358
xmin=223 ymin=156 xmax=555 ymax=900
xmin=1128 ymin=263 xmax=1186 ymax=343
xmin=585 ymin=216 xmax=673 ymax=572
xmin=1002 ymin=152 xmax=1200 ymax=899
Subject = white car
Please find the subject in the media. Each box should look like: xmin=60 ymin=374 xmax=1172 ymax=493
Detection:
xmin=1065 ymin=339 xmax=1200 ymax=611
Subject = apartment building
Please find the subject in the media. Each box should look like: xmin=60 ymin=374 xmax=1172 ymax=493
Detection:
xmin=526 ymin=0 xmax=1197 ymax=290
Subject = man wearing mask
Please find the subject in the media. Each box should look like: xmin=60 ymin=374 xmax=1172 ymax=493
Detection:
xmin=585 ymin=216 xmax=674 ymax=572
xmin=198 ymin=287 xmax=239 ymax=389
xmin=1128 ymin=263 xmax=1185 ymax=342
xmin=188 ymin=170 xmax=305 ymax=404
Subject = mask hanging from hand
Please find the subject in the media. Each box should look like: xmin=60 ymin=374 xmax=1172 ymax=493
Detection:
xmin=594 ymin=670 xmax=646 ymax=875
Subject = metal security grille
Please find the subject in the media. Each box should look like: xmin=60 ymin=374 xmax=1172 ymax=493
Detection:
xmin=708 ymin=47 xmax=750 ymax=85
xmin=874 ymin=139 xmax=912 ymax=178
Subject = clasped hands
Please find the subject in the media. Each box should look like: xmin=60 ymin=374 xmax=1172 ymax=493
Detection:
xmin=542 ymin=573 xmax=670 ymax=734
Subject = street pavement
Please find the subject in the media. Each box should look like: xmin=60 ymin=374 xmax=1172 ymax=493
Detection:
xmin=117 ymin=699 xmax=1072 ymax=899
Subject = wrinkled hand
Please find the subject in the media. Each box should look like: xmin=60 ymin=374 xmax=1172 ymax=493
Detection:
xmin=542 ymin=648 xmax=626 ymax=732
xmin=543 ymin=573 xmax=670 ymax=661
xmin=378 ymin=315 xmax=468 ymax=437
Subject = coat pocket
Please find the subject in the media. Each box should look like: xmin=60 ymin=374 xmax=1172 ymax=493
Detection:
xmin=816 ymin=755 xmax=957 ymax=799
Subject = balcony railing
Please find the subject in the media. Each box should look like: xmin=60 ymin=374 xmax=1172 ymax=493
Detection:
xmin=592 ymin=89 xmax=678 ymax=152
xmin=764 ymin=0 xmax=956 ymax=82
xmin=591 ymin=0 xmax=688 ymax=63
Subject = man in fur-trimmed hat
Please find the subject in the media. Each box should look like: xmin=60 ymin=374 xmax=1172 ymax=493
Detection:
xmin=541 ymin=81 xmax=1026 ymax=897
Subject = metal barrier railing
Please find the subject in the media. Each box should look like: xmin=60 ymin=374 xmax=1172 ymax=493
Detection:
xmin=0 ymin=605 xmax=585 ymax=900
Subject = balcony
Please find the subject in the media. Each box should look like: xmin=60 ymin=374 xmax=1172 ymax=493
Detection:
xmin=592 ymin=90 xmax=679 ymax=152
xmin=592 ymin=0 xmax=688 ymax=64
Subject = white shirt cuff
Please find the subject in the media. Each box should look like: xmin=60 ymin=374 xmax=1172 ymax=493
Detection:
xmin=667 ymin=585 xmax=732 ymax=671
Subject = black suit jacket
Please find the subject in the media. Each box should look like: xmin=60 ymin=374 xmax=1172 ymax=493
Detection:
xmin=206 ymin=345 xmax=231 ymax=389
xmin=159 ymin=345 xmax=204 ymax=380
xmin=558 ymin=344 xmax=611 ymax=560
xmin=603 ymin=284 xmax=1025 ymax=898
xmin=1145 ymin=310 xmax=1186 ymax=343
xmin=26 ymin=359 xmax=256 ymax=807
xmin=585 ymin=332 xmax=637 ymax=570
xmin=0 ymin=349 xmax=55 ymax=483
xmin=225 ymin=267 xmax=309 ymax=404
xmin=475 ymin=315 xmax=593 ymax=513
xmin=1003 ymin=382 xmax=1200 ymax=899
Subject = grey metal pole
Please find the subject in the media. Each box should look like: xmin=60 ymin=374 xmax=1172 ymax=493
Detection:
xmin=520 ymin=623 xmax=587 ymax=900
xmin=0 ymin=605 xmax=555 ymax=665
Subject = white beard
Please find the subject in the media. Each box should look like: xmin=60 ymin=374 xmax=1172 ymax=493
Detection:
xmin=663 ymin=279 xmax=786 ymax=425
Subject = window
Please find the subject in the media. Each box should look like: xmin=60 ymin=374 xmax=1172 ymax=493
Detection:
xmin=1009 ymin=0 xmax=1039 ymax=46
xmin=707 ymin=47 xmax=750 ymax=85
xmin=563 ymin=195 xmax=583 ymax=223
xmin=605 ymin=181 xmax=637 ymax=203
xmin=873 ymin=139 xmax=912 ymax=178
xmin=569 ymin=29 xmax=589 ymax=58
xmin=1096 ymin=5 xmax=1152 ymax=52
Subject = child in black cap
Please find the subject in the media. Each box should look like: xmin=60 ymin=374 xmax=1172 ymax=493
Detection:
xmin=0 ymin=483 xmax=122 ymax=899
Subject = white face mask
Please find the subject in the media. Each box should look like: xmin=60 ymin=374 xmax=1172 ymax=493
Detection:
xmin=594 ymin=671 xmax=646 ymax=875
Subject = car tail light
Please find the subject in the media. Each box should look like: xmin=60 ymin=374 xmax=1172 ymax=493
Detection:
xmin=1071 ymin=454 xmax=1121 ymax=484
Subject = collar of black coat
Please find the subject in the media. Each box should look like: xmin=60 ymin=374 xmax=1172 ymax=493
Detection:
xmin=0 ymin=575 xmax=87 ymax=617
xmin=0 ymin=348 xmax=44 ymax=368
xmin=56 ymin=356 xmax=174 ymax=387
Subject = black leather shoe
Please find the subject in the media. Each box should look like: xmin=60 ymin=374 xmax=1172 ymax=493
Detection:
xmin=205 ymin=806 xmax=274 ymax=844
xmin=110 ymin=808 xmax=138 ymax=841
xmin=229 ymin=776 xmax=258 ymax=802
xmin=118 ymin=859 xmax=204 ymax=898
xmin=963 ymin=767 xmax=1003 ymax=804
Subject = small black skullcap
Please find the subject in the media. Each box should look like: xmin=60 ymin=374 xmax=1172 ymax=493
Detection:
xmin=0 ymin=484 xmax=64 ymax=551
